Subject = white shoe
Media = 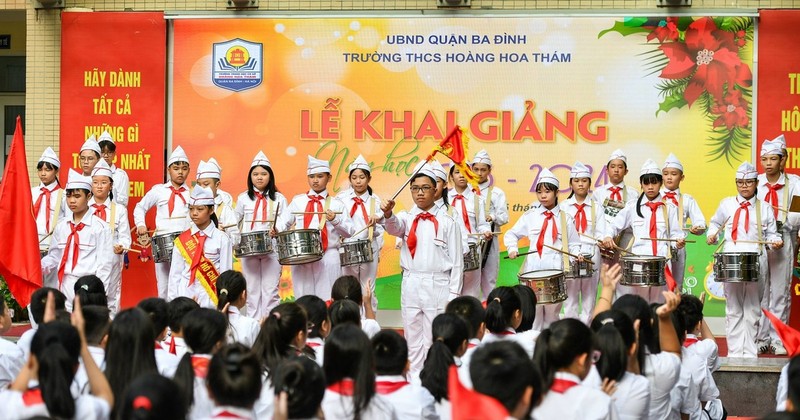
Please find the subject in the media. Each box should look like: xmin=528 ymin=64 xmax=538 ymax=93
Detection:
xmin=757 ymin=340 xmax=772 ymax=355
xmin=773 ymin=343 xmax=788 ymax=356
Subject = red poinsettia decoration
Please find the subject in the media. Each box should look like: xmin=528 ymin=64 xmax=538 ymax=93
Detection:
xmin=711 ymin=89 xmax=749 ymax=130
xmin=647 ymin=17 xmax=679 ymax=42
xmin=658 ymin=17 xmax=752 ymax=107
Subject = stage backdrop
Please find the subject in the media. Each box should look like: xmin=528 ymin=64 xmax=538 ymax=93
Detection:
xmin=172 ymin=15 xmax=755 ymax=314
xmin=61 ymin=12 xmax=166 ymax=308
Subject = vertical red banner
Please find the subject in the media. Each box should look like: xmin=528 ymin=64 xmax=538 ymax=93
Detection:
xmin=60 ymin=12 xmax=166 ymax=308
xmin=757 ymin=10 xmax=800 ymax=328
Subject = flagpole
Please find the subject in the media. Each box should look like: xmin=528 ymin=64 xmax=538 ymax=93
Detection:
xmin=390 ymin=155 xmax=433 ymax=201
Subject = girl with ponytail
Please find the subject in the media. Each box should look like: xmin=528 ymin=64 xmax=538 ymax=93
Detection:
xmin=118 ymin=373 xmax=186 ymax=420
xmin=532 ymin=318 xmax=616 ymax=419
xmin=172 ymin=308 xmax=228 ymax=419
xmin=483 ymin=287 xmax=539 ymax=355
xmin=216 ymin=270 xmax=259 ymax=347
xmin=206 ymin=343 xmax=263 ymax=418
xmin=0 ymin=299 xmax=113 ymax=419
xmin=419 ymin=313 xmax=469 ymax=418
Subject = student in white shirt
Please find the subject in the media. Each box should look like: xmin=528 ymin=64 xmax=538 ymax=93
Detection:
xmin=216 ymin=270 xmax=260 ymax=348
xmin=592 ymin=149 xmax=639 ymax=263
xmin=33 ymin=147 xmax=64 ymax=289
xmin=446 ymin=296 xmax=486 ymax=388
xmin=661 ymin=153 xmax=707 ymax=292
xmin=90 ymin=159 xmax=130 ymax=315
xmin=372 ymin=330 xmax=436 ymax=419
xmin=41 ymin=169 xmax=115 ymax=312
xmin=322 ymin=323 xmax=397 ymax=419
xmin=73 ymin=275 xmax=109 ymax=308
xmin=512 ymin=284 xmax=540 ymax=358
xmin=196 ymin=159 xmax=240 ymax=249
xmin=588 ymin=310 xmax=651 ymax=420
xmin=78 ymin=135 xmax=101 ymax=177
xmin=164 ymin=297 xmax=200 ymax=359
xmin=296 ymin=295 xmax=330 ymax=366
xmin=668 ymin=309 xmax=720 ymax=420
xmin=117 ymin=372 xmax=188 ymax=420
xmin=136 ymin=297 xmax=179 ymax=377
xmin=331 ymin=275 xmax=381 ymax=338
xmin=234 ymin=151 xmax=288 ymax=319
xmin=420 ymin=313 xmax=470 ymax=418
xmin=532 ymin=318 xmax=617 ymax=420
xmin=172 ymin=308 xmax=228 ymax=420
xmin=16 ymin=288 xmax=66 ymax=359
xmin=271 ymin=356 xmax=326 ymax=419
xmin=482 ymin=287 xmax=534 ymax=357
xmin=707 ymin=161 xmax=782 ymax=358
xmin=328 ymin=299 xmax=365 ymax=333
xmin=206 ymin=343 xmax=261 ymax=420
xmin=97 ymin=130 xmax=130 ymax=206
xmin=679 ymin=293 xmax=721 ymax=372
xmin=471 ymin=149 xmax=510 ymax=298
xmin=0 ymin=298 xmax=23 ymax=389
xmin=168 ymin=186 xmax=233 ymax=308
xmin=71 ymin=305 xmax=110 ymax=396
xmin=470 ymin=341 xmax=541 ymax=420
xmin=134 ymin=145 xmax=192 ymax=299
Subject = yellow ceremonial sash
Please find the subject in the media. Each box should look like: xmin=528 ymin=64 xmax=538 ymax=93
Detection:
xmin=174 ymin=230 xmax=221 ymax=305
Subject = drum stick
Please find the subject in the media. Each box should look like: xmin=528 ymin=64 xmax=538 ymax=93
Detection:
xmin=351 ymin=223 xmax=374 ymax=238
xmin=714 ymin=238 xmax=726 ymax=254
xmin=122 ymin=247 xmax=141 ymax=254
xmin=166 ymin=216 xmax=187 ymax=219
xmin=771 ymin=205 xmax=789 ymax=214
xmin=638 ymin=237 xmax=697 ymax=243
xmin=39 ymin=232 xmax=53 ymax=244
xmin=732 ymin=239 xmax=776 ymax=245
xmin=291 ymin=211 xmax=343 ymax=215
xmin=541 ymin=243 xmax=595 ymax=265
xmin=579 ymin=232 xmax=636 ymax=255
xmin=468 ymin=232 xmax=502 ymax=236
xmin=503 ymin=249 xmax=539 ymax=259
xmin=220 ymin=223 xmax=237 ymax=230
xmin=390 ymin=157 xmax=427 ymax=201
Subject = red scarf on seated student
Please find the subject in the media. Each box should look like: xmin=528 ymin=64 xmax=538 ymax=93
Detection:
xmin=174 ymin=230 xmax=221 ymax=306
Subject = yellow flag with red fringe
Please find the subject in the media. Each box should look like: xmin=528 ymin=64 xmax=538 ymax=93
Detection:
xmin=427 ymin=125 xmax=481 ymax=190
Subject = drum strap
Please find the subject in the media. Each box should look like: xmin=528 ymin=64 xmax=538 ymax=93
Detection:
xmin=662 ymin=205 xmax=671 ymax=260
xmin=318 ymin=196 xmax=332 ymax=231
xmin=368 ymin=196 xmax=375 ymax=242
xmin=473 ymin=193 xmax=481 ymax=231
xmin=590 ymin=200 xmax=596 ymax=237
xmin=484 ymin=186 xmax=493 ymax=215
xmin=110 ymin=202 xmax=117 ymax=233
xmin=782 ymin=181 xmax=790 ymax=224
xmin=559 ymin=211 xmax=570 ymax=272
xmin=756 ymin=198 xmax=764 ymax=251
xmin=678 ymin=194 xmax=685 ymax=227
xmin=51 ymin=189 xmax=63 ymax=233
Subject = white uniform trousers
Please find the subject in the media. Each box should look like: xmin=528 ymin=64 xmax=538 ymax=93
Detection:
xmin=757 ymin=227 xmax=794 ymax=347
xmin=461 ymin=262 xmax=482 ymax=298
xmin=155 ymin=261 xmax=170 ymax=299
xmin=241 ymin=253 xmax=282 ymax=319
xmin=725 ymin=251 xmax=767 ymax=357
xmin=341 ymin=240 xmax=380 ymax=312
xmin=106 ymin=254 xmax=123 ymax=316
xmin=563 ymin=251 xmax=601 ymax=324
xmin=290 ymin=248 xmax=341 ymax=301
xmin=479 ymin=238 xmax=500 ymax=298
xmin=40 ymin=255 xmax=59 ymax=289
xmin=533 ymin=302 xmax=562 ymax=331
xmin=402 ymin=270 xmax=451 ymax=376
xmin=673 ymin=247 xmax=687 ymax=292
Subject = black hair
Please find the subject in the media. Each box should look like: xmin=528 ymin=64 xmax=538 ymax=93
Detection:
xmin=104 ymin=308 xmax=158 ymax=418
xmin=136 ymin=298 xmax=169 ymax=341
xmin=296 ymin=295 xmax=328 ymax=339
xmin=331 ymin=275 xmax=364 ymax=306
xmin=446 ymin=296 xmax=486 ymax=340
xmin=82 ymin=305 xmax=111 ymax=346
xmin=36 ymin=161 xmax=61 ymax=186
xmin=420 ymin=313 xmax=469 ymax=403
xmin=30 ymin=322 xmax=81 ymax=419
xmin=246 ymin=164 xmax=278 ymax=201
xmin=678 ymin=293 xmax=704 ymax=334
xmin=648 ymin=303 xmax=663 ymax=354
xmin=536 ymin=182 xmax=559 ymax=206
xmin=788 ymin=355 xmax=800 ymax=411
xmin=590 ymin=310 xmax=636 ymax=383
xmin=30 ymin=288 xmax=66 ymax=324
xmin=513 ymin=284 xmax=538 ymax=333
xmin=328 ymin=299 xmax=361 ymax=330
xmin=485 ymin=287 xmax=521 ymax=334
xmin=669 ymin=308 xmax=687 ymax=345
xmin=173 ymin=308 xmax=228 ymax=408
xmin=98 ymin=139 xmax=116 ymax=153
xmin=207 ymin=343 xmax=262 ymax=409
xmin=65 ymin=188 xmax=92 ymax=196
xmin=272 ymin=356 xmax=326 ymax=419
xmin=74 ymin=275 xmax=108 ymax=308
xmin=252 ymin=302 xmax=307 ymax=378
xmin=372 ymin=330 xmax=408 ymax=376
xmin=349 ymin=168 xmax=373 ymax=195
xmin=324 ymin=324 xmax=376 ymax=420
xmin=118 ymin=373 xmax=187 ymax=420
xmin=471 ymin=341 xmax=542 ymax=417
xmin=612 ymin=294 xmax=656 ymax=376
xmin=216 ymin=270 xmax=247 ymax=312
xmin=534 ymin=319 xmax=593 ymax=388
xmin=168 ymin=297 xmax=200 ymax=333
xmin=636 ymin=173 xmax=663 ymax=218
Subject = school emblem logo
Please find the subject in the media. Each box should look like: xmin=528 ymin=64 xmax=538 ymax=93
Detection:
xmin=212 ymin=38 xmax=263 ymax=92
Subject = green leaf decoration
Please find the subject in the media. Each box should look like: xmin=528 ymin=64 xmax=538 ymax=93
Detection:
xmin=701 ymin=88 xmax=753 ymax=167
xmin=598 ymin=20 xmax=651 ymax=39
xmin=623 ymin=17 xmax=649 ymax=27
xmin=656 ymin=91 xmax=688 ymax=116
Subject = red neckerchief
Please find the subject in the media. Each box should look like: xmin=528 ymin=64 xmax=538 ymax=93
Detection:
xmin=376 ymin=380 xmax=410 ymax=395
xmin=683 ymin=337 xmax=699 ymax=348
xmin=327 ymin=379 xmax=355 ymax=396
xmin=408 ymin=212 xmax=438 ymax=259
xmin=550 ymin=378 xmax=579 ymax=394
xmin=192 ymin=355 xmax=211 ymax=379
xmin=22 ymin=388 xmax=43 ymax=406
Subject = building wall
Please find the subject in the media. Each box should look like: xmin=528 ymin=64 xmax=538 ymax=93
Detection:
xmin=1 ymin=0 xmax=799 ymax=177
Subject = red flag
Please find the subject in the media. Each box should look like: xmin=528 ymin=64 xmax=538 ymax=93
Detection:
xmin=664 ymin=265 xmax=676 ymax=292
xmin=449 ymin=365 xmax=509 ymax=420
xmin=427 ymin=126 xmax=481 ymax=189
xmin=0 ymin=116 xmax=42 ymax=308
xmin=762 ymin=308 xmax=800 ymax=356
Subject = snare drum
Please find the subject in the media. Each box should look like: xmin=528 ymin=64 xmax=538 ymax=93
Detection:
xmin=565 ymin=254 xmax=594 ymax=279
xmin=152 ymin=232 xmax=181 ymax=263
xmin=275 ymin=229 xmax=323 ymax=265
xmin=463 ymin=243 xmax=481 ymax=272
xmin=234 ymin=231 xmax=274 ymax=258
xmin=339 ymin=239 xmax=374 ymax=267
xmin=620 ymin=256 xmax=666 ymax=287
xmin=518 ymin=270 xmax=566 ymax=304
xmin=713 ymin=252 xmax=759 ymax=282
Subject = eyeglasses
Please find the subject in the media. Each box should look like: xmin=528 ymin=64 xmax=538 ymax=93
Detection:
xmin=101 ymin=151 xmax=114 ymax=157
xmin=410 ymin=185 xmax=434 ymax=194
xmin=736 ymin=180 xmax=757 ymax=187
xmin=79 ymin=156 xmax=98 ymax=163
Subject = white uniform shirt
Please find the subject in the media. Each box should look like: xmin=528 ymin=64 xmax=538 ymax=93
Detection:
xmin=214 ymin=194 xmax=241 ymax=246
xmin=683 ymin=334 xmax=721 ymax=372
xmin=583 ymin=367 xmax=650 ymax=420
xmin=503 ymin=203 xmax=581 ymax=272
xmin=592 ymin=182 xmax=638 ymax=239
xmin=338 ymin=189 xmax=386 ymax=246
xmin=90 ymin=197 xmax=132 ymax=249
xmin=0 ymin=384 xmax=110 ymax=420
xmin=644 ymin=351 xmax=682 ymax=420
xmin=757 ymin=173 xmax=800 ymax=229
xmin=226 ymin=306 xmax=260 ymax=348
xmin=133 ymin=182 xmax=192 ymax=233
xmin=15 ymin=328 xmax=35 ymax=360
xmin=72 ymin=345 xmax=105 ymax=396
xmin=445 ymin=188 xmax=491 ymax=245
xmin=605 ymin=195 xmax=685 ymax=257
xmin=322 ymin=384 xmax=399 ymax=419
xmin=235 ymin=190 xmax=289 ymax=234
xmin=111 ymin=164 xmax=130 ymax=207
xmin=42 ymin=211 xmax=115 ymax=284
xmin=678 ymin=348 xmax=719 ymax=419
xmin=777 ymin=362 xmax=789 ymax=411
xmin=477 ymin=181 xmax=509 ymax=228
xmin=206 ymin=406 xmax=255 ymax=420
xmin=375 ymin=374 xmax=437 ymax=420
xmin=457 ymin=338 xmax=482 ymax=388
xmin=660 ymin=188 xmax=707 ymax=230
xmin=533 ymin=371 xmax=618 ymax=420
xmin=189 ymin=354 xmax=214 ymax=420
xmin=707 ymin=195 xmax=781 ymax=252
xmin=281 ymin=190 xmax=353 ymax=248
xmin=384 ymin=207 xmax=464 ymax=299
xmin=154 ymin=343 xmax=179 ymax=378
xmin=32 ymin=181 xmax=65 ymax=251
xmin=307 ymin=337 xmax=325 ymax=366
xmin=0 ymin=338 xmax=24 ymax=389
xmin=481 ymin=328 xmax=537 ymax=358
xmin=431 ymin=198 xmax=468 ymax=251
xmin=168 ymin=223 xmax=233 ymax=306
xmin=561 ymin=197 xmax=601 ymax=255
xmin=164 ymin=335 xmax=190 ymax=360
